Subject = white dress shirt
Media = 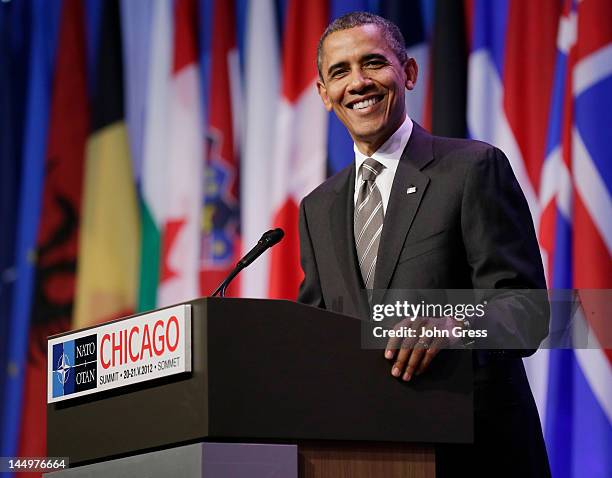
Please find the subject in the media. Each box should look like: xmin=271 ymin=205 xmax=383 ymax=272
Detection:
xmin=353 ymin=116 xmax=414 ymax=214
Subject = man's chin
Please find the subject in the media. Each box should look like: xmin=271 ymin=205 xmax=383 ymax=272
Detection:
xmin=351 ymin=126 xmax=387 ymax=146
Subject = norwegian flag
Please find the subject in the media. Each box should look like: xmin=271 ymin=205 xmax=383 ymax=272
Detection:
xmin=268 ymin=0 xmax=329 ymax=299
xmin=468 ymin=1 xmax=611 ymax=476
xmin=540 ymin=0 xmax=612 ymax=476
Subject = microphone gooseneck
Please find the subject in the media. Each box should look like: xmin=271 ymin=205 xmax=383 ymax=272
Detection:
xmin=211 ymin=228 xmax=285 ymax=297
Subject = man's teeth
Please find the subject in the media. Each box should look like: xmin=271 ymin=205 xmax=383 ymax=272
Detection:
xmin=352 ymin=97 xmax=379 ymax=110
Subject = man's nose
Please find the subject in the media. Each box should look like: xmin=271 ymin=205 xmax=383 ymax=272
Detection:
xmin=348 ymin=70 xmax=372 ymax=92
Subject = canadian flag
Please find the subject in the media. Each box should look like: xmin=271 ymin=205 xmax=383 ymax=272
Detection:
xmin=158 ymin=0 xmax=203 ymax=306
xmin=268 ymin=0 xmax=329 ymax=299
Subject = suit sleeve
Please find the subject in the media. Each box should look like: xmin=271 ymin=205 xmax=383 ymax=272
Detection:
xmin=461 ymin=146 xmax=550 ymax=353
xmin=297 ymin=198 xmax=325 ymax=308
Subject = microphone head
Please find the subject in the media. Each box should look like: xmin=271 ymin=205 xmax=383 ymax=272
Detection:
xmin=262 ymin=228 xmax=284 ymax=246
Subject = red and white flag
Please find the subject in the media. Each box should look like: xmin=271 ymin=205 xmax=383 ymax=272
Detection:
xmin=241 ymin=0 xmax=280 ymax=298
xmin=158 ymin=0 xmax=203 ymax=306
xmin=269 ymin=0 xmax=329 ymax=299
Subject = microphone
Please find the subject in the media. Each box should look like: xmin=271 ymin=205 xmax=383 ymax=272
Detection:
xmin=211 ymin=228 xmax=285 ymax=297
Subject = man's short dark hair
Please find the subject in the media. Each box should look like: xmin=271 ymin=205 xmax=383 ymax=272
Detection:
xmin=317 ymin=11 xmax=408 ymax=80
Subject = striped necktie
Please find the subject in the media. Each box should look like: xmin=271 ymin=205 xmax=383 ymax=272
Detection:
xmin=354 ymin=158 xmax=385 ymax=288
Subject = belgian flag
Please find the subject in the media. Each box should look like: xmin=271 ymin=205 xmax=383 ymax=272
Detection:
xmin=74 ymin=0 xmax=140 ymax=329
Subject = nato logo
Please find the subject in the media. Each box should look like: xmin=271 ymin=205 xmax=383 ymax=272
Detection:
xmin=52 ymin=334 xmax=98 ymax=398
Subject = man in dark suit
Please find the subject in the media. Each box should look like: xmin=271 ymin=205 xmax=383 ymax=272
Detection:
xmin=298 ymin=12 xmax=551 ymax=477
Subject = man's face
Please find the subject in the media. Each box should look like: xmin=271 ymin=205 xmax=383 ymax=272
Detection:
xmin=317 ymin=24 xmax=417 ymax=154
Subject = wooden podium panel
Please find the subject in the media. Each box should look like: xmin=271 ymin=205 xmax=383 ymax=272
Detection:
xmin=299 ymin=441 xmax=435 ymax=478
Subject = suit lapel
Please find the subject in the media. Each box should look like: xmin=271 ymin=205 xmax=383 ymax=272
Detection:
xmin=373 ymin=123 xmax=434 ymax=290
xmin=329 ymin=164 xmax=370 ymax=317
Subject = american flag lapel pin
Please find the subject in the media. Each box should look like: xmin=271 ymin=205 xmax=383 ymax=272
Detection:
xmin=407 ymin=185 xmax=417 ymax=194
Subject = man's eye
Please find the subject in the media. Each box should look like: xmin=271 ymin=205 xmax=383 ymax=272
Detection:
xmin=364 ymin=61 xmax=384 ymax=68
xmin=330 ymin=69 xmax=347 ymax=78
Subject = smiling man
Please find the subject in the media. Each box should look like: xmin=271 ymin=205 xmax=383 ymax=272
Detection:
xmin=316 ymin=21 xmax=416 ymax=156
xmin=297 ymin=11 xmax=551 ymax=477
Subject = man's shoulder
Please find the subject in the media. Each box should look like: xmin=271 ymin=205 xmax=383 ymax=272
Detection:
xmin=408 ymin=123 xmax=505 ymax=173
xmin=415 ymin=130 xmax=508 ymax=181
xmin=430 ymin=133 xmax=499 ymax=166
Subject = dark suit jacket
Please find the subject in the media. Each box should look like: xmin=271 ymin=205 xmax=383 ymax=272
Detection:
xmin=297 ymin=123 xmax=551 ymax=476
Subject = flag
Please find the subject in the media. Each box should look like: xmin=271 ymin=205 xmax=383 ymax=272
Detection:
xmin=542 ymin=0 xmax=612 ymax=476
xmin=380 ymin=0 xmax=432 ymax=130
xmin=157 ymin=0 xmax=204 ymax=306
xmin=0 ymin=0 xmax=29 ymax=419
xmin=538 ymin=0 xmax=574 ymax=350
xmin=201 ymin=0 xmax=241 ymax=297
xmin=269 ymin=0 xmax=329 ymax=299
xmin=73 ymin=0 xmax=140 ymax=328
xmin=0 ymin=0 xmax=61 ymax=461
xmin=118 ymin=0 xmax=153 ymax=309
xmin=467 ymin=0 xmax=559 ymax=226
xmin=196 ymin=0 xmax=214 ymax=129
xmin=138 ymin=0 xmax=173 ymax=311
xmin=120 ymin=0 xmax=153 ymax=183
xmin=241 ymin=0 xmax=280 ymax=298
xmin=18 ymin=0 xmax=89 ymax=460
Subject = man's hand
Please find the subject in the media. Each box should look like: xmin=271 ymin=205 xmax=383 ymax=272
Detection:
xmin=384 ymin=317 xmax=461 ymax=381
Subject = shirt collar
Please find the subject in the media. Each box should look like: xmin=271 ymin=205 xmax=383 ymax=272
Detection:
xmin=354 ymin=116 xmax=413 ymax=171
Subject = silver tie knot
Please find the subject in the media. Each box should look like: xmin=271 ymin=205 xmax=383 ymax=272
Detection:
xmin=361 ymin=158 xmax=385 ymax=182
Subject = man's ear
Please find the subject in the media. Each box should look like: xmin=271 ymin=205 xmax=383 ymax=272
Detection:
xmin=317 ymin=80 xmax=333 ymax=112
xmin=404 ymin=58 xmax=418 ymax=90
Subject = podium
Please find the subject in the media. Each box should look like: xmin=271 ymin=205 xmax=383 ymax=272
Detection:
xmin=47 ymin=298 xmax=473 ymax=477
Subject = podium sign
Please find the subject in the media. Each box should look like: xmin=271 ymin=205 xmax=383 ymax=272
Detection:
xmin=47 ymin=304 xmax=191 ymax=403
